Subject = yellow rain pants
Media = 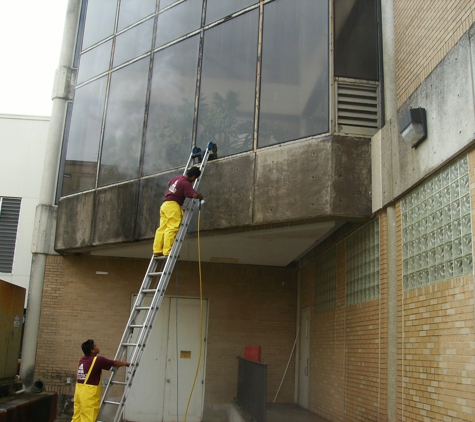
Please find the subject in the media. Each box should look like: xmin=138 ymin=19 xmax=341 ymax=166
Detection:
xmin=153 ymin=201 xmax=184 ymax=255
xmin=72 ymin=357 xmax=101 ymax=422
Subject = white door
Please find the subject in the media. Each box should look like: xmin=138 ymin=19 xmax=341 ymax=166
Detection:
xmin=125 ymin=296 xmax=208 ymax=422
xmin=298 ymin=308 xmax=310 ymax=409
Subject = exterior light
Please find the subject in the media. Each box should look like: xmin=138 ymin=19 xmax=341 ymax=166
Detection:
xmin=398 ymin=107 xmax=427 ymax=148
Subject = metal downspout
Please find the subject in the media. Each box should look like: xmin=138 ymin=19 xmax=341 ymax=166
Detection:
xmin=19 ymin=0 xmax=80 ymax=389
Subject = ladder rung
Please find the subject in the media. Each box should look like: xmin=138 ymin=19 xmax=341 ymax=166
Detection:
xmin=148 ymin=272 xmax=163 ymax=277
xmin=142 ymin=289 xmax=157 ymax=293
xmin=135 ymin=306 xmax=150 ymax=310
xmin=111 ymin=381 xmax=127 ymax=386
xmin=104 ymin=400 xmax=121 ymax=406
xmin=129 ymin=324 xmax=144 ymax=328
xmin=122 ymin=343 xmax=138 ymax=347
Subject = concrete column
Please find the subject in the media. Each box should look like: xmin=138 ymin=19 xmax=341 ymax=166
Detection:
xmin=20 ymin=0 xmax=81 ymax=389
xmin=380 ymin=1 xmax=398 ymax=421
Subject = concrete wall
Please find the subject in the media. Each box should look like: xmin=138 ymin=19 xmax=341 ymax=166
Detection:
xmin=35 ymin=255 xmax=297 ymax=406
xmin=0 ymin=114 xmax=49 ymax=295
xmin=373 ymin=23 xmax=475 ymax=212
xmin=55 ymin=135 xmax=371 ymax=251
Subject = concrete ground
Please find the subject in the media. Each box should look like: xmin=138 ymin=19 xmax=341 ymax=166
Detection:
xmin=54 ymin=402 xmax=331 ymax=422
xmin=266 ymin=403 xmax=330 ymax=422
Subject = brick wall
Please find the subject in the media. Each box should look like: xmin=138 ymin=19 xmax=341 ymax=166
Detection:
xmin=35 ymin=255 xmax=297 ymax=404
xmin=301 ymin=219 xmax=389 ymax=422
xmin=394 ymin=0 xmax=475 ymax=106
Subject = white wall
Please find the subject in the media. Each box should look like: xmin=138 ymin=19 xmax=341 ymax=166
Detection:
xmin=0 ymin=114 xmax=49 ymax=296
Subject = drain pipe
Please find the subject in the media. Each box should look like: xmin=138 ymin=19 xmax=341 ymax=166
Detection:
xmin=19 ymin=0 xmax=80 ymax=389
xmin=380 ymin=1 xmax=398 ymax=421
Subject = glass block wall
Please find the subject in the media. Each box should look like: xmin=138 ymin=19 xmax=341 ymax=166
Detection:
xmin=402 ymin=156 xmax=473 ymax=290
xmin=346 ymin=219 xmax=380 ymax=305
xmin=315 ymin=247 xmax=337 ymax=313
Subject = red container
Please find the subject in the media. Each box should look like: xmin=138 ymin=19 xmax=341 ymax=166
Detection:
xmin=245 ymin=345 xmax=261 ymax=362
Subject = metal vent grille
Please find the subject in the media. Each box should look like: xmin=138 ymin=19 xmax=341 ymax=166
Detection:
xmin=0 ymin=197 xmax=21 ymax=273
xmin=335 ymin=78 xmax=380 ymax=136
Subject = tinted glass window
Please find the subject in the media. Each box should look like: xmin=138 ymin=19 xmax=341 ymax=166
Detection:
xmin=77 ymin=40 xmax=112 ymax=84
xmin=259 ymin=0 xmax=329 ymax=147
xmin=113 ymin=18 xmax=154 ymax=67
xmin=159 ymin=0 xmax=177 ymax=10
xmin=82 ymin=0 xmax=117 ymax=49
xmin=205 ymin=0 xmax=257 ymax=24
xmin=62 ymin=77 xmax=108 ymax=196
xmin=98 ymin=58 xmax=149 ymax=186
xmin=143 ymin=36 xmax=200 ymax=175
xmin=118 ymin=0 xmax=156 ymax=31
xmin=334 ymin=0 xmax=379 ymax=80
xmin=197 ymin=10 xmax=258 ymax=157
xmin=156 ymin=0 xmax=203 ymax=48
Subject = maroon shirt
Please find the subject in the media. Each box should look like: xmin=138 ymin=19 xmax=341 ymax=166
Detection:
xmin=76 ymin=355 xmax=115 ymax=386
xmin=163 ymin=175 xmax=199 ymax=206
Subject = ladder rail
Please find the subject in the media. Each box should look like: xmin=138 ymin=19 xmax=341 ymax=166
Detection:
xmin=97 ymin=143 xmax=215 ymax=422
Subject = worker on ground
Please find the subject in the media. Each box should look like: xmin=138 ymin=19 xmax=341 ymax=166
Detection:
xmin=72 ymin=339 xmax=130 ymax=422
xmin=153 ymin=166 xmax=204 ymax=257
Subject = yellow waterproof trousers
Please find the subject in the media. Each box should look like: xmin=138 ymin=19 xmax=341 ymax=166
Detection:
xmin=153 ymin=201 xmax=183 ymax=255
xmin=71 ymin=382 xmax=101 ymax=422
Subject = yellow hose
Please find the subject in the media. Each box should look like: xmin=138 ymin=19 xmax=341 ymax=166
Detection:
xmin=184 ymin=207 xmax=204 ymax=422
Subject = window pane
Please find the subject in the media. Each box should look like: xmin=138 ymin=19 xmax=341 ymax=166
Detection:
xmin=259 ymin=0 xmax=329 ymax=147
xmin=159 ymin=0 xmax=177 ymax=10
xmin=77 ymin=40 xmax=112 ymax=84
xmin=118 ymin=0 xmax=156 ymax=31
xmin=143 ymin=36 xmax=200 ymax=175
xmin=98 ymin=58 xmax=150 ymax=186
xmin=334 ymin=0 xmax=379 ymax=81
xmin=156 ymin=0 xmax=203 ymax=48
xmin=82 ymin=0 xmax=117 ymax=49
xmin=62 ymin=77 xmax=108 ymax=196
xmin=205 ymin=0 xmax=257 ymax=24
xmin=113 ymin=18 xmax=154 ymax=67
xmin=197 ymin=10 xmax=258 ymax=157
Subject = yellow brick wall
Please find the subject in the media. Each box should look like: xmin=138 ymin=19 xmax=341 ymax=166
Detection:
xmin=395 ymin=149 xmax=475 ymax=421
xmin=301 ymin=219 xmax=389 ymax=422
xmin=35 ymin=256 xmax=298 ymax=404
xmin=394 ymin=0 xmax=475 ymax=106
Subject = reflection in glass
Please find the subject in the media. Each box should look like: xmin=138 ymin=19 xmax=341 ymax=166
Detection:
xmin=259 ymin=0 xmax=329 ymax=147
xmin=334 ymin=0 xmax=379 ymax=80
xmin=99 ymin=58 xmax=149 ymax=186
xmin=156 ymin=0 xmax=203 ymax=48
xmin=143 ymin=36 xmax=200 ymax=175
xmin=113 ymin=18 xmax=154 ymax=67
xmin=197 ymin=10 xmax=258 ymax=157
xmin=62 ymin=77 xmax=108 ymax=196
xmin=77 ymin=40 xmax=112 ymax=84
xmin=82 ymin=0 xmax=117 ymax=49
xmin=205 ymin=0 xmax=257 ymax=24
xmin=118 ymin=0 xmax=156 ymax=31
xmin=159 ymin=0 xmax=177 ymax=9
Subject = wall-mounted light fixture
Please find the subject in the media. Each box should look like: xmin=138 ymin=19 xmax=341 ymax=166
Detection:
xmin=398 ymin=107 xmax=427 ymax=148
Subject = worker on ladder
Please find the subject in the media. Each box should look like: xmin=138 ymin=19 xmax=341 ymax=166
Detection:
xmin=153 ymin=166 xmax=204 ymax=257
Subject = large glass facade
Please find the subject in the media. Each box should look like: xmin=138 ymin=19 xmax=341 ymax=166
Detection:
xmin=60 ymin=0 xmax=380 ymax=197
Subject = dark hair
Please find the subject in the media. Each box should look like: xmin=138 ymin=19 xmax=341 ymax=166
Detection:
xmin=81 ymin=339 xmax=95 ymax=356
xmin=186 ymin=167 xmax=201 ymax=178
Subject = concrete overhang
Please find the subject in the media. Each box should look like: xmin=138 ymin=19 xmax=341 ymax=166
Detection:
xmin=87 ymin=220 xmax=343 ymax=267
xmin=55 ymin=134 xmax=372 ymax=266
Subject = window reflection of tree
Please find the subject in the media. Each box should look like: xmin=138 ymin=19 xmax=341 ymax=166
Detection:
xmin=198 ymin=90 xmax=253 ymax=157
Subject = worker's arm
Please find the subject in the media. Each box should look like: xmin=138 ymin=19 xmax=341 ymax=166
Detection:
xmin=192 ymin=192 xmax=204 ymax=200
xmin=112 ymin=360 xmax=130 ymax=367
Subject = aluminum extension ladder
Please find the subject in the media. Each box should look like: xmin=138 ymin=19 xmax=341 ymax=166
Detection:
xmin=97 ymin=142 xmax=216 ymax=422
